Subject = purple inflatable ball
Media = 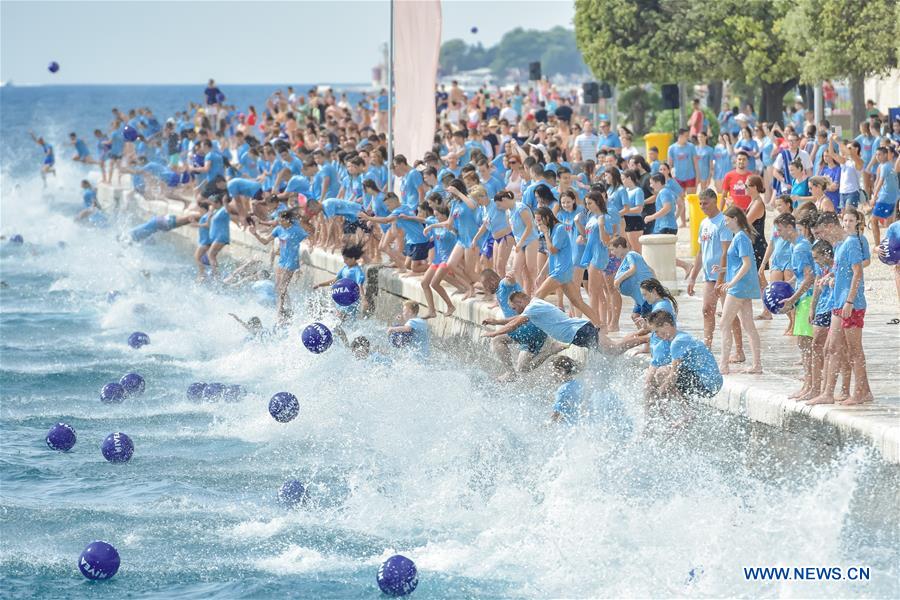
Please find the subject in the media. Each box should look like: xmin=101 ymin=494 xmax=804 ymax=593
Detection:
xmin=119 ymin=373 xmax=145 ymax=397
xmin=100 ymin=382 xmax=126 ymax=404
xmin=78 ymin=541 xmax=120 ymax=580
xmin=202 ymin=382 xmax=226 ymax=401
xmin=268 ymin=392 xmax=299 ymax=423
xmin=223 ymin=384 xmax=246 ymax=402
xmin=877 ymin=235 xmax=900 ymax=266
xmin=48 ymin=61 xmax=60 ymax=74
xmin=101 ymin=432 xmax=134 ymax=463
xmin=301 ymin=322 xmax=333 ymax=354
xmin=470 ymin=26 xmax=478 ymax=34
xmin=9 ymin=234 xmax=24 ymax=244
xmin=186 ymin=382 xmax=207 ymax=401
xmin=762 ymin=281 xmax=794 ymax=314
xmin=377 ymin=554 xmax=418 ymax=596
xmin=127 ymin=331 xmax=150 ymax=349
xmin=277 ymin=479 xmax=307 ymax=507
xmin=123 ymin=125 xmax=138 ymax=142
xmin=331 ymin=278 xmax=360 ymax=307
xmin=46 ymin=422 xmax=77 ymax=451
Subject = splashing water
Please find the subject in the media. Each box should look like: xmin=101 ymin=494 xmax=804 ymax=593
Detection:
xmin=1 ymin=164 xmax=898 ymax=598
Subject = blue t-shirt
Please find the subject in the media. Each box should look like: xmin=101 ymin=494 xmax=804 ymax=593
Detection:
xmin=790 ymin=237 xmax=815 ymax=297
xmin=725 ymin=230 xmax=760 ymax=299
xmin=814 ymin=263 xmax=833 ymax=316
xmin=735 ymin=138 xmax=759 ymax=171
xmin=432 ymin=227 xmax=457 ymax=264
xmin=451 ymin=199 xmax=481 ymax=248
xmin=831 ymin=236 xmax=866 ymax=310
xmin=877 ymin=161 xmax=899 ymax=204
xmin=497 ymin=280 xmax=546 ymax=350
xmin=666 ymin=142 xmax=697 ymax=180
xmin=406 ymin=317 xmax=430 ymax=359
xmin=273 ymin=222 xmax=308 ymax=270
xmin=522 ymin=298 xmax=588 ymax=343
xmin=553 ymin=380 xmax=583 ymax=424
xmin=204 ymin=151 xmax=225 ymax=183
xmin=770 ymin=228 xmax=792 ymax=271
xmin=626 ymin=186 xmax=645 ymax=212
xmin=696 ymin=145 xmax=713 ymax=181
xmin=649 ymin=298 xmax=676 ymax=367
xmin=669 ymin=331 xmax=722 ymax=391
xmin=616 ymin=251 xmax=655 ymax=306
xmin=713 ymin=145 xmax=732 ymax=180
xmin=390 ymin=206 xmax=427 ymax=244
xmin=510 ymin=202 xmax=539 ymax=246
xmin=854 ymin=134 xmax=877 ymax=167
xmin=698 ymin=212 xmax=733 ymax=280
xmin=791 ymin=178 xmax=810 ymax=208
xmin=82 ymin=188 xmax=97 ymax=209
xmin=209 ymin=206 xmax=230 ymax=244
xmin=579 ymin=214 xmax=609 ymax=271
xmin=198 ymin=212 xmax=210 ymax=246
xmin=653 ymin=187 xmax=678 ymax=232
xmin=341 ymin=174 xmax=364 ymax=200
xmin=547 ymin=223 xmax=573 ymax=282
xmin=226 ymin=178 xmax=261 ymax=198
xmin=606 ymin=186 xmax=626 ymax=232
xmin=75 ymin=139 xmax=90 ymax=158
xmin=285 ymin=175 xmax=312 ymax=196
xmin=401 ymin=169 xmax=425 ymax=209
xmin=598 ymin=132 xmax=621 ymax=149
xmin=485 ymin=201 xmax=510 ymax=235
xmin=323 ymin=198 xmax=363 ymax=222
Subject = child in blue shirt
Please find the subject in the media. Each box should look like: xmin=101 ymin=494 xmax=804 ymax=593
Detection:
xmin=550 ymin=356 xmax=583 ymax=425
xmin=611 ymin=236 xmax=657 ymax=328
xmin=313 ymin=243 xmax=368 ymax=318
xmin=387 ymin=301 xmax=430 ymax=360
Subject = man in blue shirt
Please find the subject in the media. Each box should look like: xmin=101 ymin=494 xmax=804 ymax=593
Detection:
xmin=667 ymin=128 xmax=699 ymax=190
xmin=647 ymin=310 xmax=723 ymax=407
xmin=392 ymin=154 xmax=426 ymax=210
xmin=597 ymin=119 xmax=621 ymax=154
xmin=69 ymin=132 xmax=90 ymax=162
xmin=645 ymin=174 xmax=678 ymax=234
xmin=479 ymin=270 xmax=563 ymax=380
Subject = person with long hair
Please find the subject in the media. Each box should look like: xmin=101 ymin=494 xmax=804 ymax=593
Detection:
xmin=578 ymin=191 xmax=611 ymax=330
xmin=621 ymin=169 xmax=645 ymax=252
xmin=494 ymin=189 xmax=540 ymax=294
xmin=714 ymin=206 xmax=762 ymax=374
xmin=534 ymin=207 xmax=604 ymax=327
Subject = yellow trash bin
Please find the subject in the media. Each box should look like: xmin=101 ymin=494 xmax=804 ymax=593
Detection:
xmin=643 ymin=132 xmax=673 ymax=163
xmin=687 ymin=192 xmax=721 ymax=256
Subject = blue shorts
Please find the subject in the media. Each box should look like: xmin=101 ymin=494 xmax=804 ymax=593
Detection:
xmin=873 ymin=201 xmax=896 ymax=219
xmin=839 ymin=191 xmax=859 ymax=211
xmin=813 ymin=312 xmax=832 ymax=328
xmin=603 ymin=254 xmax=621 ymax=276
xmin=510 ymin=328 xmax=546 ymax=354
xmin=404 ymin=242 xmax=430 ymax=261
xmin=632 ymin=301 xmax=653 ymax=317
xmin=43 ymin=156 xmax=55 ymax=166
xmin=480 ymin=235 xmax=494 ymax=258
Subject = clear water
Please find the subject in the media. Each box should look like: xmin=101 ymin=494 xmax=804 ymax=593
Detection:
xmin=2 ymin=87 xmax=899 ymax=599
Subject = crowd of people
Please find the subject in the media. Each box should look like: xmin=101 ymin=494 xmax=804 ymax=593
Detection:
xmin=58 ymin=79 xmax=900 ymax=422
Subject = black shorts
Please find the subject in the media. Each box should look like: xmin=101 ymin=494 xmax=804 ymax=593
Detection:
xmin=624 ymin=215 xmax=645 ymax=232
xmin=656 ymin=227 xmax=678 ymax=235
xmin=813 ymin=311 xmax=832 ymax=328
xmin=753 ymin=238 xmax=768 ymax=270
xmin=571 ymin=322 xmax=599 ymax=348
xmin=675 ymin=364 xmax=720 ymax=400
xmin=641 ymin=204 xmax=656 ymax=236
xmin=404 ymin=242 xmax=430 ymax=261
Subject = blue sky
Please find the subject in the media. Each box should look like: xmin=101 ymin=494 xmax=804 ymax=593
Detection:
xmin=0 ymin=0 xmax=575 ymax=84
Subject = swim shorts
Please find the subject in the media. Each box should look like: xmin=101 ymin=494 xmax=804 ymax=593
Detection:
xmin=792 ymin=294 xmax=814 ymax=337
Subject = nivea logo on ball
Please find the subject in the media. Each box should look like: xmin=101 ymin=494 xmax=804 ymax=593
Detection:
xmin=78 ymin=541 xmax=120 ymax=580
xmin=331 ymin=278 xmax=360 ymax=306
xmin=268 ymin=392 xmax=300 ymax=423
xmin=101 ymin=432 xmax=134 ymax=463
xmin=301 ymin=322 xmax=333 ymax=354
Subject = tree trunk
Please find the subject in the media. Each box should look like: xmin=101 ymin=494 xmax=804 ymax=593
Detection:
xmin=760 ymin=78 xmax=798 ymax=125
xmin=707 ymin=80 xmax=723 ymax=112
xmin=631 ymin=93 xmax=647 ymax=136
xmin=849 ymin=73 xmax=866 ymax=132
xmin=798 ymin=83 xmax=814 ymax=110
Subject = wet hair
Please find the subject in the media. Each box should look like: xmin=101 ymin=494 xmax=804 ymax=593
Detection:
xmin=812 ymin=239 xmax=834 ymax=260
xmin=773 ymin=212 xmax=797 ymax=229
xmin=551 ymin=355 xmax=578 ymax=376
xmin=798 ymin=213 xmax=818 ymax=240
xmin=815 ymin=211 xmax=840 ymax=228
xmin=341 ymin=243 xmax=365 ymax=260
xmin=639 ymin=278 xmax=678 ymax=314
xmin=610 ymin=236 xmax=628 ymax=249
xmin=534 ymin=185 xmax=555 ymax=206
xmin=402 ymin=300 xmax=419 ymax=314
xmin=724 ymin=206 xmax=757 ymax=240
xmin=648 ymin=309 xmax=676 ymax=328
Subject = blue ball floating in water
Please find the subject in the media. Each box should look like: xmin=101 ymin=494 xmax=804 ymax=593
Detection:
xmin=9 ymin=234 xmax=24 ymax=244
xmin=470 ymin=26 xmax=478 ymax=34
xmin=78 ymin=541 xmax=120 ymax=580
xmin=186 ymin=382 xmax=207 ymax=401
xmin=331 ymin=278 xmax=360 ymax=306
xmin=390 ymin=330 xmax=412 ymax=348
xmin=277 ymin=479 xmax=307 ymax=507
xmin=46 ymin=422 xmax=77 ymax=452
xmin=100 ymin=382 xmax=126 ymax=404
xmin=202 ymin=382 xmax=226 ymax=401
xmin=101 ymin=432 xmax=134 ymax=463
xmin=301 ymin=322 xmax=333 ymax=354
xmin=127 ymin=331 xmax=150 ymax=349
xmin=762 ymin=281 xmax=794 ymax=314
xmin=119 ymin=373 xmax=145 ymax=397
xmin=268 ymin=392 xmax=299 ymax=423
xmin=223 ymin=384 xmax=246 ymax=402
xmin=123 ymin=125 xmax=138 ymax=142
xmin=377 ymin=554 xmax=418 ymax=597
xmin=48 ymin=61 xmax=60 ymax=74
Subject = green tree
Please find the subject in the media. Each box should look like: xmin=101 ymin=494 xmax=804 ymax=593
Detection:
xmin=439 ymin=39 xmax=469 ymax=75
xmin=784 ymin=0 xmax=900 ymax=128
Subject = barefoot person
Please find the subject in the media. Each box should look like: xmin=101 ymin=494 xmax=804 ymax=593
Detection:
xmin=714 ymin=207 xmax=763 ymax=374
xmin=249 ymin=209 xmax=310 ymax=322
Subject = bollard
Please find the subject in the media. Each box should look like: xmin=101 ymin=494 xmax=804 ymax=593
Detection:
xmin=639 ymin=233 xmax=678 ymax=289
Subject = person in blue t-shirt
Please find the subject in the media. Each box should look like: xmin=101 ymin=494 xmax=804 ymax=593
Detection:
xmin=360 ymin=192 xmax=429 ymax=275
xmin=69 ymin=132 xmax=91 ymax=163
xmin=313 ymin=243 xmax=368 ymax=318
xmin=479 ymin=270 xmax=563 ymax=380
xmin=757 ymin=194 xmax=795 ymax=323
xmin=387 ymin=301 xmax=430 ymax=360
xmin=249 ymin=208 xmax=311 ymax=323
xmin=807 ymin=238 xmax=835 ymax=405
xmin=194 ymin=202 xmax=212 ymax=281
xmin=205 ymin=194 xmax=232 ymax=278
xmin=712 ymin=207 xmax=762 ymax=375
xmin=610 ymin=236 xmax=656 ymax=328
xmin=29 ymin=131 xmax=55 ymax=184
xmin=420 ymin=204 xmax=468 ymax=318
xmin=75 ymin=179 xmax=100 ymax=222
xmin=392 ymin=154 xmax=426 ymax=210
xmin=645 ymin=173 xmax=678 ymax=234
xmin=666 ymin=129 xmax=699 ymax=189
xmin=549 ymin=356 xmax=583 ymax=424
xmin=647 ymin=310 xmax=723 ymax=409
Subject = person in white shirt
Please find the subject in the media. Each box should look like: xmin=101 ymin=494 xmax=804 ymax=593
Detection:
xmin=772 ymin=132 xmax=813 ymax=189
xmin=499 ymin=100 xmax=518 ymax=124
xmin=573 ymin=119 xmax=600 ymax=162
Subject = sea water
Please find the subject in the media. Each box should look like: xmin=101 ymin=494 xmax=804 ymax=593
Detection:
xmin=2 ymin=86 xmax=899 ymax=598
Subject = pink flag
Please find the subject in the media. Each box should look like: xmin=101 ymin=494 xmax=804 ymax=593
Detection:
xmin=393 ymin=0 xmax=441 ymax=162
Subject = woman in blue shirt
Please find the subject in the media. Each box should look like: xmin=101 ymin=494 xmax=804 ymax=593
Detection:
xmin=249 ymin=209 xmax=311 ymax=321
xmin=695 ymin=131 xmax=714 ymax=191
xmin=713 ymin=133 xmax=734 ymax=191
xmin=534 ymin=207 xmax=604 ymax=328
xmin=494 ymin=190 xmax=540 ymax=294
xmin=734 ymin=127 xmax=760 ymax=172
xmin=578 ymin=190 xmax=612 ymax=331
xmin=194 ymin=205 xmax=212 ymax=281
xmin=715 ymin=206 xmax=762 ymax=374
xmin=638 ymin=278 xmax=678 ymax=372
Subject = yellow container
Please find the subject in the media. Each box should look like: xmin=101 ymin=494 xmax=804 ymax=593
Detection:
xmin=687 ymin=192 xmax=721 ymax=256
xmin=643 ymin=132 xmax=673 ymax=163
xmin=687 ymin=193 xmax=702 ymax=256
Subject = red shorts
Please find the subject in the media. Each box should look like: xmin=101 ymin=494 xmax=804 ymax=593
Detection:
xmin=675 ymin=177 xmax=696 ymax=189
xmin=429 ymin=263 xmax=451 ymax=271
xmin=831 ymin=308 xmax=865 ymax=328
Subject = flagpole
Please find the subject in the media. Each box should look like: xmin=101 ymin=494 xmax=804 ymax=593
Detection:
xmin=386 ymin=0 xmax=394 ymax=192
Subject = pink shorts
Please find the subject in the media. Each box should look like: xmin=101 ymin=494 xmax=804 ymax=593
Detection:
xmin=831 ymin=308 xmax=865 ymax=329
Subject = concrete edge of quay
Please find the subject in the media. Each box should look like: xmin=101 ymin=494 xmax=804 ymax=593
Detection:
xmin=96 ymin=182 xmax=900 ymax=464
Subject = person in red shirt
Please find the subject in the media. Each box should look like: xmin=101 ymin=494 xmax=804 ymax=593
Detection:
xmin=688 ymin=98 xmax=704 ymax=138
xmin=722 ymin=151 xmax=752 ymax=211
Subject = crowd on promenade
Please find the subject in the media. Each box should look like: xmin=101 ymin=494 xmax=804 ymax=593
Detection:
xmin=49 ymin=78 xmax=900 ymax=421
